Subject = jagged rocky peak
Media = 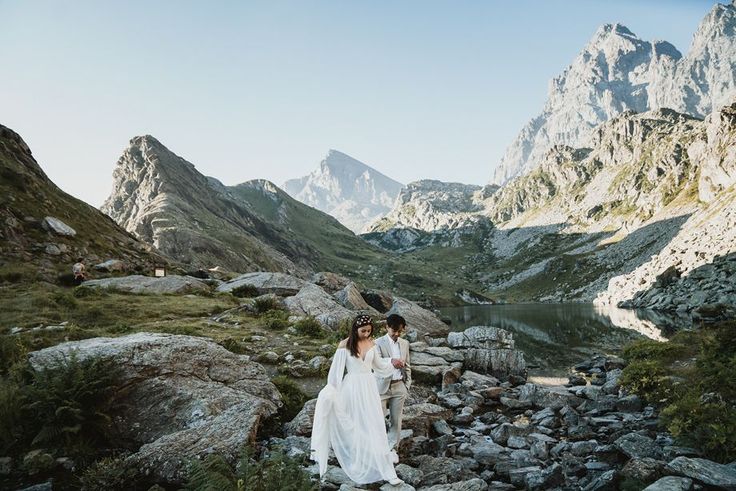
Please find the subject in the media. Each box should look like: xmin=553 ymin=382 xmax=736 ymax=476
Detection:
xmin=493 ymin=1 xmax=736 ymax=186
xmin=367 ymin=179 xmax=484 ymax=234
xmin=283 ymin=149 xmax=403 ymax=234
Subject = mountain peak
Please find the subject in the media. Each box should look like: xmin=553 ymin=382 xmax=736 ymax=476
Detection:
xmin=282 ymin=150 xmax=403 ymax=233
xmin=595 ymin=23 xmax=636 ymax=39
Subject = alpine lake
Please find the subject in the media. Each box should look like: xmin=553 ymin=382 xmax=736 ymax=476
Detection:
xmin=437 ymin=303 xmax=691 ymax=379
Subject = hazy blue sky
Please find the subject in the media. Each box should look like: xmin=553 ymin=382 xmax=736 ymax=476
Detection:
xmin=0 ymin=0 xmax=718 ymax=207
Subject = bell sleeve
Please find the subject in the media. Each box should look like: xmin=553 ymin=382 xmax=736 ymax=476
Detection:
xmin=371 ymin=346 xmax=396 ymax=378
xmin=310 ymin=348 xmax=347 ymax=476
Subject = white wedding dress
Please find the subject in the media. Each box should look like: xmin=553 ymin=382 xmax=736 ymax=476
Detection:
xmin=310 ymin=346 xmax=399 ymax=484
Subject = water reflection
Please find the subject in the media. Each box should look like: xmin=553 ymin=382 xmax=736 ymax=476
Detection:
xmin=438 ymin=303 xmax=690 ymax=376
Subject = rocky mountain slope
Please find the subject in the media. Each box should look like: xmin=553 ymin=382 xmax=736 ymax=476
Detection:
xmin=101 ymin=137 xmax=388 ymax=277
xmin=283 ymin=149 xmax=403 ymax=233
xmin=493 ymin=1 xmax=736 ymax=185
xmin=363 ymin=101 xmax=736 ymax=309
xmin=0 ymin=125 xmax=167 ymax=282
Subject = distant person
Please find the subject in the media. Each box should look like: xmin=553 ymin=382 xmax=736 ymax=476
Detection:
xmin=72 ymin=258 xmax=87 ymax=285
xmin=310 ymin=314 xmax=404 ymax=486
xmin=375 ymin=314 xmax=411 ymax=450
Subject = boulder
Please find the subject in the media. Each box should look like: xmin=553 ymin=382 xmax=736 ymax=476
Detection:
xmin=421 ymin=479 xmax=488 ymax=491
xmin=80 ymin=275 xmax=210 ymax=294
xmin=463 ymin=348 xmax=526 ymax=378
xmin=615 ymin=433 xmax=663 ymax=460
xmin=334 ymin=282 xmax=377 ymax=312
xmin=28 ymin=333 xmax=280 ymax=484
xmin=459 ymin=370 xmax=500 ymax=390
xmin=360 ymin=289 xmax=394 ymax=313
xmin=518 ymin=384 xmax=583 ymax=409
xmin=311 ymin=272 xmax=352 ymax=293
xmin=447 ymin=326 xmax=515 ymax=350
xmin=402 ymin=403 xmax=453 ymax=438
xmin=93 ymin=259 xmax=127 ymax=272
xmin=386 ymin=297 xmax=449 ymax=337
xmin=41 ymin=216 xmax=76 ymax=236
xmin=217 ymin=272 xmax=307 ymax=296
xmin=643 ymin=476 xmax=693 ymax=491
xmin=665 ymin=457 xmax=736 ymax=490
xmin=284 ymin=399 xmax=317 ymax=437
xmin=283 ymin=283 xmax=354 ymax=329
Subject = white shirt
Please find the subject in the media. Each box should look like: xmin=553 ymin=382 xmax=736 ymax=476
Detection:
xmin=385 ymin=334 xmax=403 ymax=381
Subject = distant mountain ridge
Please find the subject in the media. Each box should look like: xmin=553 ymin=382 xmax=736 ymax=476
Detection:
xmin=493 ymin=1 xmax=736 ymax=185
xmin=283 ymin=149 xmax=404 ymax=233
xmin=0 ymin=125 xmax=167 ymax=280
xmin=102 ymin=137 xmax=388 ymax=276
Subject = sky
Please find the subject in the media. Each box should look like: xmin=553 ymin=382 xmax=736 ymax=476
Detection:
xmin=0 ymin=0 xmax=719 ymax=207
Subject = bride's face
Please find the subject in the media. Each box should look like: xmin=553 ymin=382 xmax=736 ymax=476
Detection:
xmin=357 ymin=325 xmax=373 ymax=339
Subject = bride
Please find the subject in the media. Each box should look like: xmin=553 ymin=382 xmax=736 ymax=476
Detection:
xmin=310 ymin=314 xmax=404 ymax=486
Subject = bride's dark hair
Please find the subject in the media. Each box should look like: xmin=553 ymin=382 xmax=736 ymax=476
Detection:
xmin=346 ymin=314 xmax=373 ymax=358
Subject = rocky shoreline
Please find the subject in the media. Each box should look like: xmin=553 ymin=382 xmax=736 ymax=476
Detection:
xmin=276 ymin=347 xmax=736 ymax=490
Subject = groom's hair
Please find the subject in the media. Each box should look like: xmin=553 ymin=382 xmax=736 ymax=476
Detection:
xmin=386 ymin=314 xmax=406 ymax=329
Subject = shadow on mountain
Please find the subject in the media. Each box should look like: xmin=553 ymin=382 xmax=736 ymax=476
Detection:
xmin=622 ymin=250 xmax=736 ymax=317
xmin=365 ymin=213 xmax=693 ymax=305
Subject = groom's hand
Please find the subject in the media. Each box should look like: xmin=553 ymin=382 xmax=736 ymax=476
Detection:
xmin=391 ymin=358 xmax=404 ymax=368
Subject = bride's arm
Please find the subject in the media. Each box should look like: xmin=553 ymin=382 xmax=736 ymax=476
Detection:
xmin=371 ymin=344 xmax=396 ymax=378
xmin=327 ymin=347 xmax=347 ymax=390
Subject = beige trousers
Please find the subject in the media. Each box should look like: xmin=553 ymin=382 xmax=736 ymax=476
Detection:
xmin=380 ymin=380 xmax=408 ymax=450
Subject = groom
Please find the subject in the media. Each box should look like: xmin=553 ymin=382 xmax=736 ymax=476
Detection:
xmin=375 ymin=314 xmax=412 ymax=450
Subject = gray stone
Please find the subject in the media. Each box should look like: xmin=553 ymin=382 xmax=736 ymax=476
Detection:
xmin=519 ymin=383 xmax=583 ymax=409
xmin=387 ymin=296 xmax=450 ymax=337
xmin=334 ymin=282 xmax=377 ymax=312
xmin=447 ymin=326 xmax=515 ymax=350
xmin=28 ymin=333 xmax=280 ymax=484
xmin=284 ymin=283 xmax=354 ymax=329
xmin=582 ymin=469 xmax=619 ymax=491
xmin=42 ymin=216 xmax=76 ymax=236
xmin=420 ymin=479 xmax=488 ymax=491
xmin=666 ymin=456 xmax=736 ymax=490
xmin=22 ymin=450 xmax=54 ymax=475
xmin=526 ymin=462 xmax=564 ymax=491
xmin=217 ymin=272 xmax=307 ymax=296
xmin=80 ymin=274 xmax=210 ymax=294
xmin=0 ymin=456 xmax=11 ymax=476
xmin=643 ymin=476 xmax=693 ymax=491
xmin=615 ymin=433 xmax=663 ymax=460
xmin=402 ymin=403 xmax=453 ymax=438
xmin=621 ymin=457 xmax=664 ymax=484
xmin=616 ymin=394 xmax=643 ymax=412
xmin=395 ymin=463 xmax=423 ymax=486
xmin=284 ymin=399 xmax=316 ymax=437
xmin=93 ymin=259 xmax=127 ymax=272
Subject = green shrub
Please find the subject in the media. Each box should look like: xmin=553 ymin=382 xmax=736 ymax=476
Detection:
xmin=0 ymin=377 xmax=23 ymax=454
xmin=621 ymin=322 xmax=736 ymax=462
xmin=20 ymin=352 xmax=123 ymax=459
xmin=293 ymin=317 xmax=326 ymax=338
xmin=619 ymin=360 xmax=674 ymax=403
xmin=0 ymin=335 xmax=26 ymax=376
xmin=73 ymin=287 xmax=107 ymax=299
xmin=330 ymin=317 xmax=352 ymax=345
xmin=186 ymin=453 xmax=238 ymax=491
xmin=52 ymin=291 xmax=78 ymax=310
xmin=78 ymin=456 xmax=138 ymax=491
xmin=271 ymin=376 xmax=308 ymax=423
xmin=238 ymin=447 xmax=315 ymax=491
xmin=254 ymin=297 xmax=283 ymax=314
xmin=231 ymin=284 xmax=259 ymax=298
xmin=185 ymin=446 xmax=315 ymax=491
xmin=220 ymin=338 xmax=248 ymax=355
xmin=260 ymin=310 xmax=289 ymax=330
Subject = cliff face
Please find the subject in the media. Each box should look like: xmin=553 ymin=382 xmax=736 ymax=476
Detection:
xmin=101 ymin=137 xmax=388 ymax=277
xmin=493 ymin=2 xmax=736 ymax=186
xmin=0 ymin=125 xmax=167 ymax=280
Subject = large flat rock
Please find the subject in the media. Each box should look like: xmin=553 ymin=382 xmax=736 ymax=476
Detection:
xmin=216 ymin=272 xmax=307 ymax=296
xmin=28 ymin=333 xmax=280 ymax=484
xmin=81 ymin=274 xmax=210 ymax=294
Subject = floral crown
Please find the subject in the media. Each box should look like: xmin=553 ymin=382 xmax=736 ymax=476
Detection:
xmin=355 ymin=315 xmax=373 ymax=327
